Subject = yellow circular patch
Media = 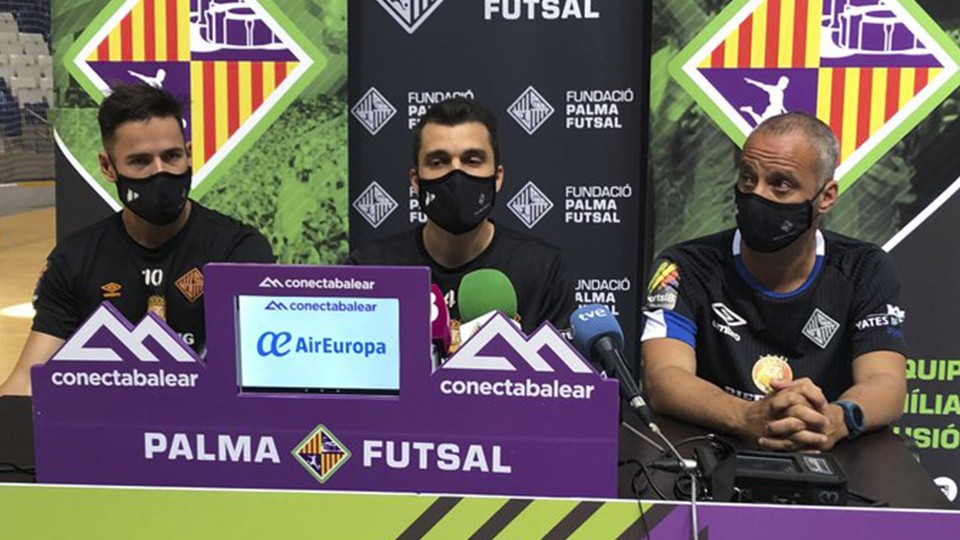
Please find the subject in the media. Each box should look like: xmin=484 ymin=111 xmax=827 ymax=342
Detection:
xmin=751 ymin=354 xmax=793 ymax=394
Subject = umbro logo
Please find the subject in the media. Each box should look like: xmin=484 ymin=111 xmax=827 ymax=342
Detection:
xmin=711 ymin=303 xmax=746 ymax=327
xmin=376 ymin=0 xmax=448 ymax=34
xmin=259 ymin=277 xmax=284 ymax=288
xmin=442 ymin=313 xmax=592 ymax=373
xmin=508 ymin=86 xmax=555 ymax=135
xmin=52 ymin=304 xmax=198 ymax=363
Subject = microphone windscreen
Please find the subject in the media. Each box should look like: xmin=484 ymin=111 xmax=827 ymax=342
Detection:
xmin=569 ymin=304 xmax=625 ymax=355
xmin=458 ymin=268 xmax=518 ymax=322
xmin=430 ymin=284 xmax=452 ymax=351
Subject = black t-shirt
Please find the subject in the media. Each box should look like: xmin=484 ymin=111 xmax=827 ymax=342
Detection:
xmin=345 ymin=222 xmax=576 ymax=333
xmin=640 ymin=228 xmax=906 ymax=402
xmin=32 ymin=202 xmax=274 ymax=351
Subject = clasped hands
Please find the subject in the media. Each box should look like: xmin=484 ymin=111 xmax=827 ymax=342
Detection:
xmin=741 ymin=378 xmax=845 ymax=452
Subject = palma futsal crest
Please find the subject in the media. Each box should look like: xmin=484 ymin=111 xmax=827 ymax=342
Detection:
xmin=65 ymin=0 xmax=322 ymax=200
xmin=671 ymin=0 xmax=960 ymax=193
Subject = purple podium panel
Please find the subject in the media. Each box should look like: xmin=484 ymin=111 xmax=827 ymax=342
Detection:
xmin=31 ymin=264 xmax=619 ymax=498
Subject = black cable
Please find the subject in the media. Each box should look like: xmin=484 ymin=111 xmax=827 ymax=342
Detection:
xmin=618 ymin=459 xmax=655 ymax=539
xmin=0 ymin=462 xmax=36 ymax=475
xmin=638 ymin=461 xmax=669 ymax=500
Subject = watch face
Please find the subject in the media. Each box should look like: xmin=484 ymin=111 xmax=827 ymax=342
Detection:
xmin=851 ymin=404 xmax=864 ymax=426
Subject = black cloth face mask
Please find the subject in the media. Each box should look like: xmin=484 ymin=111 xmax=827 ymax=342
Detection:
xmin=734 ymin=183 xmax=826 ymax=253
xmin=114 ymin=166 xmax=192 ymax=226
xmin=417 ymin=169 xmax=497 ymax=235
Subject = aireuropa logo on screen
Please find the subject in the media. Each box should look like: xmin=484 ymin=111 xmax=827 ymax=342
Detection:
xmin=258 ymin=276 xmax=376 ymax=291
xmin=438 ymin=313 xmax=599 ymax=401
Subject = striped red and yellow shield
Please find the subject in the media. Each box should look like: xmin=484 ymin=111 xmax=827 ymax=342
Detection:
xmin=83 ymin=0 xmax=303 ymax=173
xmin=673 ymin=0 xmax=960 ymax=190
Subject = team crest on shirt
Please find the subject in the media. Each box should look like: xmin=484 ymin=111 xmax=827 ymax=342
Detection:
xmin=752 ymin=354 xmax=793 ymax=394
xmin=645 ymin=260 xmax=679 ymax=310
xmin=100 ymin=282 xmax=122 ymax=299
xmin=175 ymin=268 xmax=204 ymax=303
xmin=802 ymin=308 xmax=840 ymax=349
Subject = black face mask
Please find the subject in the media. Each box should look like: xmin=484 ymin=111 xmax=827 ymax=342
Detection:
xmin=735 ymin=183 xmax=826 ymax=253
xmin=114 ymin=167 xmax=192 ymax=226
xmin=417 ymin=169 xmax=497 ymax=235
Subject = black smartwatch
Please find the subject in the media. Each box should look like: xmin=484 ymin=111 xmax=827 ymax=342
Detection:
xmin=835 ymin=400 xmax=865 ymax=440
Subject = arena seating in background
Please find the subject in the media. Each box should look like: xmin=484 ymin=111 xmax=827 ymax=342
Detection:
xmin=0 ymin=4 xmax=53 ymax=183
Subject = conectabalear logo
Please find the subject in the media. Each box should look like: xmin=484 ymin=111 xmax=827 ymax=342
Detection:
xmin=439 ymin=314 xmax=599 ymax=401
xmin=52 ymin=304 xmax=197 ymax=363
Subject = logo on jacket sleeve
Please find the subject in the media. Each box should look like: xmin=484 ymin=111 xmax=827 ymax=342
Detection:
xmin=645 ymin=260 xmax=679 ymax=310
xmin=293 ymin=424 xmax=351 ymax=484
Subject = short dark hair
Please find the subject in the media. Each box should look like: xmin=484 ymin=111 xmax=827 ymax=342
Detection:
xmin=412 ymin=97 xmax=500 ymax=168
xmin=749 ymin=111 xmax=839 ymax=183
xmin=98 ymin=84 xmax=185 ymax=149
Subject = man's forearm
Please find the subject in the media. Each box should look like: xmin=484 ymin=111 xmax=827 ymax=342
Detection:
xmin=838 ymin=373 xmax=906 ymax=432
xmin=646 ymin=366 xmax=755 ymax=438
xmin=0 ymin=367 xmax=31 ymax=396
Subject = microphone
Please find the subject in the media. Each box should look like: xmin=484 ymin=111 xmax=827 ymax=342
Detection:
xmin=458 ymin=268 xmax=518 ymax=322
xmin=569 ymin=304 xmax=653 ymax=427
xmin=454 ymin=269 xmax=519 ymax=349
xmin=569 ymin=304 xmax=694 ymax=471
xmin=430 ymin=284 xmax=452 ymax=369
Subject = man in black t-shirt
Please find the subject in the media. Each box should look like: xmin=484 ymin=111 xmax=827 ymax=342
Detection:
xmin=347 ymin=98 xmax=574 ymax=334
xmin=0 ymin=85 xmax=273 ymax=396
xmin=641 ymin=112 xmax=906 ymax=452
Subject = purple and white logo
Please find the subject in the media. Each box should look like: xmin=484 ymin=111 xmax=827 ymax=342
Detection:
xmin=439 ymin=314 xmax=599 ymax=402
xmin=52 ymin=304 xmax=198 ymax=363
xmin=444 ymin=314 xmax=591 ymax=373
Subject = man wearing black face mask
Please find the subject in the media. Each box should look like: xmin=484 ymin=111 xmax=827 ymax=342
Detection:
xmin=346 ymin=97 xmax=575 ymax=334
xmin=640 ymin=112 xmax=906 ymax=452
xmin=0 ymin=84 xmax=274 ymax=396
